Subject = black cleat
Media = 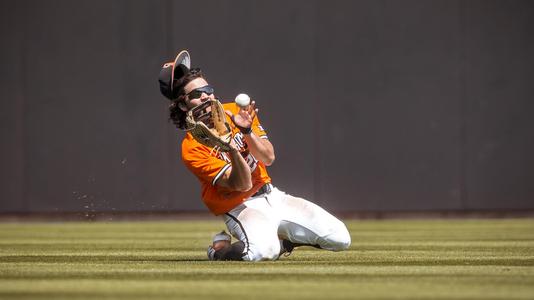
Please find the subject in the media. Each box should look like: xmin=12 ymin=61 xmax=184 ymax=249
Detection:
xmin=280 ymin=239 xmax=296 ymax=257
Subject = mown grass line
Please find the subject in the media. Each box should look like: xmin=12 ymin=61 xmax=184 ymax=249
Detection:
xmin=0 ymin=219 xmax=533 ymax=300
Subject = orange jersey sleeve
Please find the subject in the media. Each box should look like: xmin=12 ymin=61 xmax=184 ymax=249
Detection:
xmin=181 ymin=102 xmax=271 ymax=215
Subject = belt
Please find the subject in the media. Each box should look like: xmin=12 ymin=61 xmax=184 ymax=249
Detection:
xmin=251 ymin=183 xmax=272 ymax=197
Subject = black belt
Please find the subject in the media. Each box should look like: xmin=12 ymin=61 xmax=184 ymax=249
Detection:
xmin=251 ymin=183 xmax=272 ymax=197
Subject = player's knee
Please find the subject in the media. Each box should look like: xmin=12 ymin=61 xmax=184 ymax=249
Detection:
xmin=323 ymin=223 xmax=351 ymax=251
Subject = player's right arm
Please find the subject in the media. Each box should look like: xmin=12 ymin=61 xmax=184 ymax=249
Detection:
xmin=215 ymin=146 xmax=253 ymax=192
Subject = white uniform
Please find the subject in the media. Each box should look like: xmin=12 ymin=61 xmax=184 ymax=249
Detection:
xmin=223 ymin=185 xmax=351 ymax=261
xmin=181 ymin=102 xmax=350 ymax=261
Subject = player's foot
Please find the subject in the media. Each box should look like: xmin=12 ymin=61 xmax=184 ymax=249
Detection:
xmin=207 ymin=245 xmax=216 ymax=260
xmin=207 ymin=230 xmax=232 ymax=261
xmin=279 ymin=239 xmax=296 ymax=257
xmin=279 ymin=240 xmax=318 ymax=257
xmin=212 ymin=230 xmax=231 ymax=245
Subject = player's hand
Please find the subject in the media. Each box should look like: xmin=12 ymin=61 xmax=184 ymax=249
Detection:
xmin=226 ymin=101 xmax=258 ymax=133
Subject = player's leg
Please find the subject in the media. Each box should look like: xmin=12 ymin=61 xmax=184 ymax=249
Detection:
xmin=221 ymin=198 xmax=281 ymax=261
xmin=270 ymin=187 xmax=351 ymax=252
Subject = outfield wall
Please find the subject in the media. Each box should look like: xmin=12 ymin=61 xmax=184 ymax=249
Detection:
xmin=1 ymin=0 xmax=533 ymax=213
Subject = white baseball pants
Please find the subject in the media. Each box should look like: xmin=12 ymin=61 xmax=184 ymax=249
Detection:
xmin=222 ymin=185 xmax=351 ymax=261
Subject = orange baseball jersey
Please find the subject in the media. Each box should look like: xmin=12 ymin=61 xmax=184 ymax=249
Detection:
xmin=181 ymin=102 xmax=272 ymax=215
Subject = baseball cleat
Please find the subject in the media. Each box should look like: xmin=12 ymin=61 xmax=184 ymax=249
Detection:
xmin=280 ymin=239 xmax=296 ymax=257
xmin=212 ymin=230 xmax=231 ymax=243
xmin=207 ymin=245 xmax=216 ymax=260
xmin=207 ymin=230 xmax=232 ymax=261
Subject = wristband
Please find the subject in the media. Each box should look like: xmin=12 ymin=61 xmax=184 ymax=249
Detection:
xmin=238 ymin=126 xmax=252 ymax=135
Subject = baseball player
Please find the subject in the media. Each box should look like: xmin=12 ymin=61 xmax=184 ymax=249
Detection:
xmin=158 ymin=51 xmax=351 ymax=261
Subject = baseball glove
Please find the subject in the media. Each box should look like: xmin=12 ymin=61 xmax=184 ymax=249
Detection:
xmin=185 ymin=99 xmax=233 ymax=152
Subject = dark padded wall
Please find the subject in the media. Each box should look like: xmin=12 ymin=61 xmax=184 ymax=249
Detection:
xmin=461 ymin=1 xmax=534 ymax=210
xmin=315 ymin=1 xmax=464 ymax=211
xmin=1 ymin=0 xmax=533 ymax=213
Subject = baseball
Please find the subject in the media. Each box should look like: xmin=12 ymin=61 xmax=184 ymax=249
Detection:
xmin=235 ymin=93 xmax=251 ymax=107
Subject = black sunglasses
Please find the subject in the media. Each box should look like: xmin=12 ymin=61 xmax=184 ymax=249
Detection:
xmin=186 ymin=85 xmax=214 ymax=99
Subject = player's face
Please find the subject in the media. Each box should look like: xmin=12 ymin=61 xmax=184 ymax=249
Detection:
xmin=183 ymin=78 xmax=215 ymax=109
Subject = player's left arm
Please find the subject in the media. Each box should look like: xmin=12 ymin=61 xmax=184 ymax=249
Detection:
xmin=243 ymin=132 xmax=275 ymax=166
xmin=226 ymin=101 xmax=275 ymax=166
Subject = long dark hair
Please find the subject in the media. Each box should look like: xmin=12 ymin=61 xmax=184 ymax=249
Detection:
xmin=169 ymin=68 xmax=205 ymax=129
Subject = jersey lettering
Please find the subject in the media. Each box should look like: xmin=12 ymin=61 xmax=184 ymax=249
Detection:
xmin=234 ymin=132 xmax=246 ymax=149
xmin=243 ymin=151 xmax=258 ymax=172
xmin=217 ymin=132 xmax=258 ymax=171
xmin=218 ymin=152 xmax=231 ymax=163
xmin=217 ymin=151 xmax=257 ymax=171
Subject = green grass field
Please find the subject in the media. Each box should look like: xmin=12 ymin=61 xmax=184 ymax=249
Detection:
xmin=0 ymin=219 xmax=533 ymax=300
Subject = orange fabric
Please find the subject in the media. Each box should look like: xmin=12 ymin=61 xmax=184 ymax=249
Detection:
xmin=181 ymin=102 xmax=272 ymax=215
